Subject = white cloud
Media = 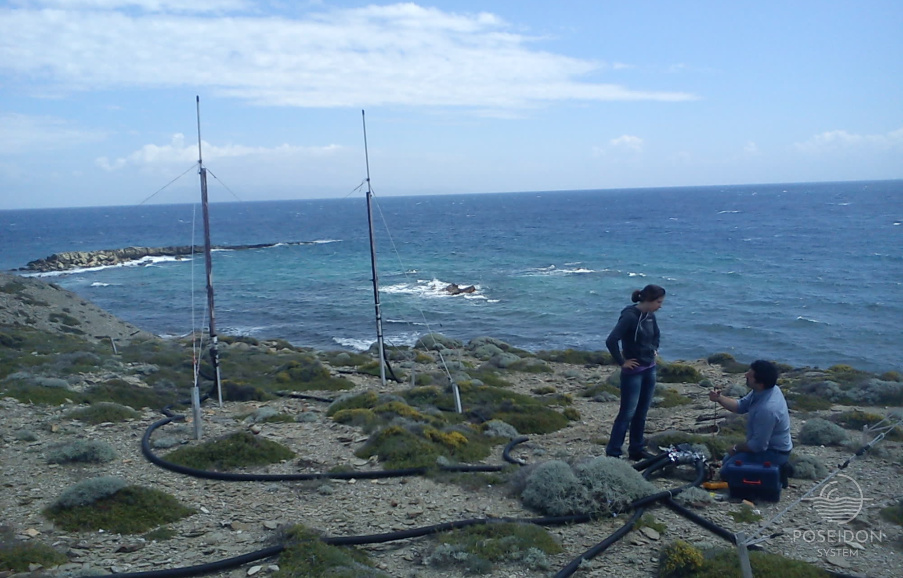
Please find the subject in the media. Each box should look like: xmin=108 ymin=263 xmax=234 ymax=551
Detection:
xmin=0 ymin=113 xmax=107 ymax=154
xmin=0 ymin=3 xmax=697 ymax=109
xmin=610 ymin=134 xmax=644 ymax=152
xmin=794 ymin=127 xmax=903 ymax=154
xmin=743 ymin=141 xmax=759 ymax=155
xmin=11 ymin=0 xmax=250 ymax=13
xmin=95 ymin=133 xmax=343 ymax=171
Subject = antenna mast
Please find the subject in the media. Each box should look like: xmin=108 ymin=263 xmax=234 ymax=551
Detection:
xmin=362 ymin=110 xmax=387 ymax=386
xmin=196 ymin=96 xmax=222 ymax=412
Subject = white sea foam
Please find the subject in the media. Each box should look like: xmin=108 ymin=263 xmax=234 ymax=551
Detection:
xmin=90 ymin=282 xmax=111 ymax=287
xmin=333 ymin=337 xmax=375 ymax=351
xmin=523 ymin=265 xmax=596 ymax=276
xmin=718 ymin=210 xmax=741 ymax=214
xmin=382 ymin=278 xmax=483 ymax=299
xmin=796 ymin=316 xmax=822 ymax=324
xmin=386 ymin=319 xmax=426 ymax=326
xmin=223 ymin=325 xmax=271 ymax=336
xmin=627 ymin=272 xmax=646 ymax=277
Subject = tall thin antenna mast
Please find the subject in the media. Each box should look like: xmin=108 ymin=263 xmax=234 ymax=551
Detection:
xmin=362 ymin=110 xmax=387 ymax=386
xmin=196 ymin=96 xmax=222 ymax=410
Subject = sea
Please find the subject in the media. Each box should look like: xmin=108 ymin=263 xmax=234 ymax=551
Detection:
xmin=1 ymin=180 xmax=901 ymax=374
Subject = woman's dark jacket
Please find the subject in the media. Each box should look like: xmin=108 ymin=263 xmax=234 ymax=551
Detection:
xmin=605 ymin=305 xmax=660 ymax=366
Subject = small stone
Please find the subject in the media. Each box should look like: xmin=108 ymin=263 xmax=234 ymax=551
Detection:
xmin=639 ymin=527 xmax=660 ymax=540
xmin=825 ymin=556 xmax=851 ymax=569
xmin=247 ymin=565 xmax=263 ymax=575
xmin=24 ymin=528 xmax=40 ymax=537
xmin=263 ymin=521 xmax=279 ymax=530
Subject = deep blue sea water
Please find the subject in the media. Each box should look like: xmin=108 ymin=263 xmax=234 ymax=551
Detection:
xmin=2 ymin=180 xmax=901 ymax=373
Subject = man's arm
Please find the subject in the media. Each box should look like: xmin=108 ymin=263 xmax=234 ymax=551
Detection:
xmin=709 ymin=389 xmax=739 ymax=413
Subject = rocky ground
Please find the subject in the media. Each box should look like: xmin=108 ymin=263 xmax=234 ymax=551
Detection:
xmin=1 ymin=274 xmax=902 ymax=578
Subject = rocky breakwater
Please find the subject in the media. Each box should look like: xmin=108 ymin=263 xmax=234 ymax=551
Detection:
xmin=24 ymin=246 xmax=196 ymax=272
xmin=22 ymin=242 xmax=301 ymax=273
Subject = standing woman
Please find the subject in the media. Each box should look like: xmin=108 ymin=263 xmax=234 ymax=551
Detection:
xmin=605 ymin=284 xmax=666 ymax=460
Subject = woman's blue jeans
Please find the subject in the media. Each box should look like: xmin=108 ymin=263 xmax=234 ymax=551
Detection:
xmin=606 ymin=366 xmax=656 ymax=458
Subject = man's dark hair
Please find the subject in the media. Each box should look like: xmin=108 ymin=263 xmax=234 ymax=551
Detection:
xmin=750 ymin=359 xmax=779 ymax=389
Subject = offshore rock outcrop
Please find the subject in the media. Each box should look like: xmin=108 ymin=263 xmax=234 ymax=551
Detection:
xmin=21 ymin=242 xmax=306 ymax=272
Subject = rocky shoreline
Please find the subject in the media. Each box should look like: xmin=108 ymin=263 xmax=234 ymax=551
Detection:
xmin=19 ymin=243 xmax=316 ymax=273
xmin=1 ymin=274 xmax=902 ymax=578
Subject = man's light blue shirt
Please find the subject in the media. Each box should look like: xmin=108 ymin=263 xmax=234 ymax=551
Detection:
xmin=737 ymin=386 xmax=793 ymax=453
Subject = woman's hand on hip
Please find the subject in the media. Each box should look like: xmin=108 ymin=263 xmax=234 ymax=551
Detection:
xmin=622 ymin=359 xmax=639 ymax=370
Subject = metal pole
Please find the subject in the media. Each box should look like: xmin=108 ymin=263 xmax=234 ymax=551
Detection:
xmin=736 ymin=532 xmax=754 ymax=578
xmin=197 ymin=96 xmax=222 ymax=409
xmin=362 ymin=110 xmax=387 ymax=386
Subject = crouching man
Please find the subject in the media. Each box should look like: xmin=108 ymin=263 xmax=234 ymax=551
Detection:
xmin=709 ymin=360 xmax=793 ymax=483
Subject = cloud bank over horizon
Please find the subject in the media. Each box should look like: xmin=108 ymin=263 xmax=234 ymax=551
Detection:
xmin=0 ymin=1 xmax=900 ymax=209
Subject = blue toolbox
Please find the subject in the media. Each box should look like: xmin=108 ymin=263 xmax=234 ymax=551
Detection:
xmin=721 ymin=459 xmax=783 ymax=502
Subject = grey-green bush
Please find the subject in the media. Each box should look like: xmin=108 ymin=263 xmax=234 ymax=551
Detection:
xmin=520 ymin=460 xmax=589 ymax=516
xmin=574 ymin=456 xmax=658 ymax=512
xmin=54 ymin=476 xmax=127 ymax=508
xmin=520 ymin=457 xmax=657 ymax=516
xmin=484 ymin=419 xmax=519 ymax=439
xmin=791 ymin=454 xmax=828 ymax=480
xmin=673 ymin=486 xmax=714 ymax=507
xmin=46 ymin=439 xmax=117 ymax=464
xmin=799 ymin=418 xmax=848 ymax=446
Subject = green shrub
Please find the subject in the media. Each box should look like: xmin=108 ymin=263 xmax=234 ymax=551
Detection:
xmin=536 ymin=349 xmax=612 ymax=365
xmin=49 ymin=312 xmax=81 ymax=326
xmin=45 ymin=485 xmax=194 ymax=534
xmin=427 ymin=522 xmax=562 ymax=574
xmin=706 ymin=353 xmax=749 ymax=374
xmin=786 ymin=392 xmax=834 ymax=412
xmin=729 ymin=503 xmax=763 ymax=523
xmin=562 ymin=407 xmax=581 ymax=421
xmin=355 ymin=424 xmax=491 ymax=470
xmin=580 ymin=382 xmax=620 ymax=402
xmin=692 ymin=548 xmax=830 ymax=577
xmin=66 ymin=401 xmax=140 ymax=424
xmin=532 ymin=385 xmax=556 ymax=395
xmin=14 ymin=429 xmax=38 ymax=442
xmin=654 ymin=386 xmax=693 ymax=408
xmin=47 ymin=439 xmax=117 ymax=464
xmin=506 ymin=358 xmax=553 ymax=373
xmin=0 ymin=529 xmax=68 ymax=573
xmin=331 ymin=408 xmax=380 ymax=431
xmin=799 ymin=418 xmax=848 ymax=446
xmin=658 ymin=363 xmax=703 ymax=383
xmin=275 ymin=525 xmax=389 ymax=578
xmin=274 ymin=356 xmax=355 ymax=391
xmin=658 ymin=540 xmax=704 ymax=578
xmin=880 ymin=499 xmax=903 ymax=526
xmin=327 ymin=391 xmax=380 ymax=416
xmin=164 ymin=431 xmax=295 ymax=471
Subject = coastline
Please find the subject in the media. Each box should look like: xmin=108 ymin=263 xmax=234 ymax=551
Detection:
xmin=1 ymin=272 xmax=902 ymax=577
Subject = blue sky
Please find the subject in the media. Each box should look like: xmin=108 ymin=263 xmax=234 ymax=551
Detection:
xmin=1 ymin=0 xmax=901 ymax=209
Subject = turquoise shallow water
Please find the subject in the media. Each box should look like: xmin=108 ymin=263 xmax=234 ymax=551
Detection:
xmin=2 ymin=180 xmax=901 ymax=373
